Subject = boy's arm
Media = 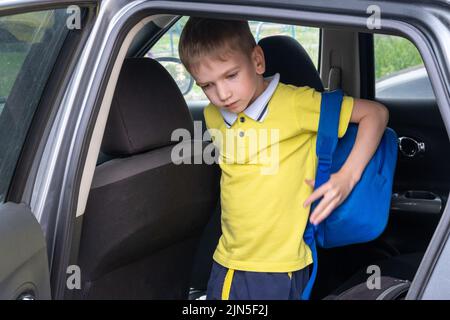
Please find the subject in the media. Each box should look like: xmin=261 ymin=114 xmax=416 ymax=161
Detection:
xmin=303 ymin=98 xmax=389 ymax=225
xmin=337 ymin=99 xmax=389 ymax=183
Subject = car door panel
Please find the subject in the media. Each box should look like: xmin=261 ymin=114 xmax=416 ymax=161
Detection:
xmin=384 ymin=99 xmax=450 ymax=191
xmin=0 ymin=2 xmax=96 ymax=300
xmin=377 ymin=98 xmax=449 ymax=254
xmin=0 ymin=203 xmax=51 ymax=300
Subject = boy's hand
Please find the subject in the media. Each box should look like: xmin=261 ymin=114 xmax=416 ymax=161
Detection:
xmin=303 ymin=170 xmax=359 ymax=225
xmin=302 ymin=99 xmax=389 ymax=225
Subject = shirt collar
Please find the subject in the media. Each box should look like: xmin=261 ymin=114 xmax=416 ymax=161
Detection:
xmin=219 ymin=73 xmax=280 ymax=128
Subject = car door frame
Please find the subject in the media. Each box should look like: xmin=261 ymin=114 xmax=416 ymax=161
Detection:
xmin=32 ymin=0 xmax=450 ymax=299
xmin=0 ymin=0 xmax=98 ymax=299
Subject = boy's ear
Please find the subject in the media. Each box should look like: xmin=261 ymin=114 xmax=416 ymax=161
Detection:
xmin=252 ymin=45 xmax=266 ymax=75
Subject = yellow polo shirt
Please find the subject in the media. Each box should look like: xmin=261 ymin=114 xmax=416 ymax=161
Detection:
xmin=204 ymin=81 xmax=354 ymax=272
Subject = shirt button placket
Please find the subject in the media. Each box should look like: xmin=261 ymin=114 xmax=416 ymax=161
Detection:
xmin=237 ymin=114 xmax=246 ymax=163
xmin=237 ymin=114 xmax=245 ymax=138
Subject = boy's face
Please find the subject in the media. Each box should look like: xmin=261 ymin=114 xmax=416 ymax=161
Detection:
xmin=189 ymin=45 xmax=266 ymax=114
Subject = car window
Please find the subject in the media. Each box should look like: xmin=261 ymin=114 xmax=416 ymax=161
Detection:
xmin=0 ymin=9 xmax=70 ymax=202
xmin=374 ymin=34 xmax=434 ymax=100
xmin=148 ymin=17 xmax=320 ymax=102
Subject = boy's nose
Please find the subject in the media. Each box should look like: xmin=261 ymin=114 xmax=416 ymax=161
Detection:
xmin=217 ymin=84 xmax=232 ymax=102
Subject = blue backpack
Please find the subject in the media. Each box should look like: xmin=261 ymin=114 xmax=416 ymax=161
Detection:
xmin=301 ymin=90 xmax=398 ymax=300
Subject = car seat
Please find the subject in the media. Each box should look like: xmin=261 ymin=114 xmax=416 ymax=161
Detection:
xmin=76 ymin=58 xmax=221 ymax=299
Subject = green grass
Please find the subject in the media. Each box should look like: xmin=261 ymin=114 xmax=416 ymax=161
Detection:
xmin=374 ymin=34 xmax=423 ymax=80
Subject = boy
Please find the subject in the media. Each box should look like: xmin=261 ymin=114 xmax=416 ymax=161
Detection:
xmin=179 ymin=18 xmax=389 ymax=300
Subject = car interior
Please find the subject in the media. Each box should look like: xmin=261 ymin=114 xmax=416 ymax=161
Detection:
xmin=70 ymin=14 xmax=450 ymax=299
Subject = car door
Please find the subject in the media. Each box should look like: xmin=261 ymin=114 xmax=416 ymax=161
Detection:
xmin=373 ymin=34 xmax=449 ymax=256
xmin=312 ymin=31 xmax=450 ymax=299
xmin=0 ymin=1 xmax=95 ymax=299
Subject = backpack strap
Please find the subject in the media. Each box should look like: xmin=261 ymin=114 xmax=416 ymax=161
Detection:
xmin=301 ymin=89 xmax=344 ymax=300
xmin=314 ymin=89 xmax=343 ymax=186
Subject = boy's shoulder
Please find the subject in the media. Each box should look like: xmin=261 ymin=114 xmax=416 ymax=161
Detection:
xmin=203 ymin=103 xmax=223 ymax=129
xmin=203 ymin=102 xmax=219 ymax=118
xmin=269 ymin=82 xmax=322 ymax=108
xmin=275 ymin=82 xmax=320 ymax=97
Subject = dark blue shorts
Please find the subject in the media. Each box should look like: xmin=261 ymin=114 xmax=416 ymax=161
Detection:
xmin=206 ymin=261 xmax=310 ymax=300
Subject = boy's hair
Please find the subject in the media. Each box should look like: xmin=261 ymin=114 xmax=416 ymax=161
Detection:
xmin=179 ymin=17 xmax=256 ymax=72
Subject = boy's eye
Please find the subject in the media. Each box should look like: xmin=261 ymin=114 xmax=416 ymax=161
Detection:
xmin=227 ymin=72 xmax=238 ymax=79
xmin=201 ymin=84 xmax=211 ymax=90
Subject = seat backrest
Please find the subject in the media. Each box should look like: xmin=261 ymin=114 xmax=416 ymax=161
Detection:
xmin=77 ymin=58 xmax=220 ymax=299
xmin=258 ymin=35 xmax=324 ymax=91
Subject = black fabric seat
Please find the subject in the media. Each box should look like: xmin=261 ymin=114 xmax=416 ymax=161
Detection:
xmin=77 ymin=58 xmax=220 ymax=299
xmin=259 ymin=35 xmax=324 ymax=91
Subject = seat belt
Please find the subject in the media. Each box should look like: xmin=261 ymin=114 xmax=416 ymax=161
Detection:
xmin=328 ymin=67 xmax=341 ymax=91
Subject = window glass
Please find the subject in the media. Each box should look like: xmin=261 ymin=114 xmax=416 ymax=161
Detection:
xmin=149 ymin=17 xmax=321 ymax=102
xmin=0 ymin=9 xmax=70 ymax=201
xmin=374 ymin=34 xmax=434 ymax=100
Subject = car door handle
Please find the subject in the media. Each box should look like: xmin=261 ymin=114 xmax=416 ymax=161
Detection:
xmin=17 ymin=292 xmax=36 ymax=300
xmin=398 ymin=136 xmax=426 ymax=158
xmin=391 ymin=190 xmax=442 ymax=214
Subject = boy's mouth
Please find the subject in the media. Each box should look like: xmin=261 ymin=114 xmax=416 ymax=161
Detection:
xmin=225 ymin=101 xmax=239 ymax=109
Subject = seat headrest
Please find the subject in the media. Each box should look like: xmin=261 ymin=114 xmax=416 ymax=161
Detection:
xmin=258 ymin=35 xmax=324 ymax=92
xmin=101 ymin=58 xmax=194 ymax=156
